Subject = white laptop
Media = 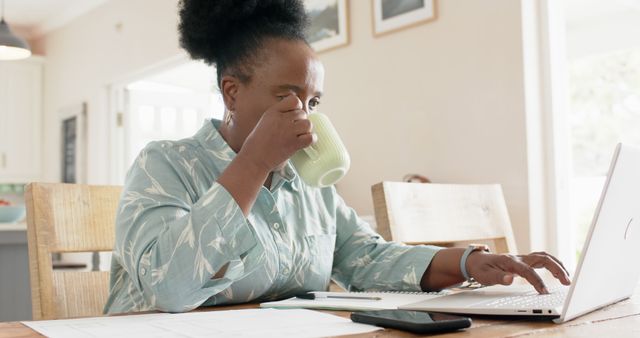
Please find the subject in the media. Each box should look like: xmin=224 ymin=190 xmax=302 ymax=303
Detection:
xmin=401 ymin=143 xmax=640 ymax=323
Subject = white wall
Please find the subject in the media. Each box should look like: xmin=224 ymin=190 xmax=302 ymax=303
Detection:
xmin=38 ymin=0 xmax=535 ymax=252
xmin=37 ymin=0 xmax=183 ymax=187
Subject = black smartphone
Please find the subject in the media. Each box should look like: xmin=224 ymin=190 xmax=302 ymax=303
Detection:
xmin=351 ymin=309 xmax=472 ymax=334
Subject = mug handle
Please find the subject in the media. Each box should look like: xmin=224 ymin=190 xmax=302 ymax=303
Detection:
xmin=302 ymin=145 xmax=320 ymax=161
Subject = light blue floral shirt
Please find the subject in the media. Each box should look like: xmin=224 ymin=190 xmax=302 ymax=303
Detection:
xmin=104 ymin=119 xmax=442 ymax=314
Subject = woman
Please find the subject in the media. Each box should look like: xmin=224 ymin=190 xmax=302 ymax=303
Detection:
xmin=104 ymin=0 xmax=570 ymax=314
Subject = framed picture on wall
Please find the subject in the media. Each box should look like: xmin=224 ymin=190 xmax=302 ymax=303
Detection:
xmin=60 ymin=102 xmax=88 ymax=184
xmin=305 ymin=0 xmax=349 ymax=52
xmin=372 ymin=0 xmax=437 ymax=36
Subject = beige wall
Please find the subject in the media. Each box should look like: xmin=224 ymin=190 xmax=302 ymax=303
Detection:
xmin=38 ymin=0 xmax=533 ymax=251
xmin=321 ymin=0 xmax=531 ymax=251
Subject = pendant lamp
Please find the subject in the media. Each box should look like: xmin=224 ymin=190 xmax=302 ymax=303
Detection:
xmin=0 ymin=0 xmax=31 ymax=60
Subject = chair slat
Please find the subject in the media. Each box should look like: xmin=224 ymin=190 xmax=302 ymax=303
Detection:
xmin=26 ymin=183 xmax=121 ymax=320
xmin=52 ymin=271 xmax=111 ymax=318
xmin=371 ymin=182 xmax=518 ymax=253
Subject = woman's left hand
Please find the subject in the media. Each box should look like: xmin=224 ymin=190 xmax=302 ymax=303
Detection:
xmin=465 ymin=251 xmax=572 ymax=294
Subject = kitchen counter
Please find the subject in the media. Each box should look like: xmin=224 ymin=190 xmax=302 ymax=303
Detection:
xmin=0 ymin=222 xmax=27 ymax=245
xmin=0 ymin=222 xmax=26 ymax=231
xmin=0 ymin=221 xmax=32 ymax=321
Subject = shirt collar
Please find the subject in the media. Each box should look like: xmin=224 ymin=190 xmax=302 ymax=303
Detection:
xmin=195 ymin=119 xmax=299 ymax=192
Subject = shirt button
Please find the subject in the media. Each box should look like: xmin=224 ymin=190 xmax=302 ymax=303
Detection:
xmin=273 ymin=222 xmax=280 ymax=230
xmin=140 ymin=267 xmax=147 ymax=275
xmin=282 ymin=267 xmax=290 ymax=275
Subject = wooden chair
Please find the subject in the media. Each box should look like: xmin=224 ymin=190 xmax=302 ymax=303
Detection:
xmin=371 ymin=181 xmax=518 ymax=254
xmin=25 ymin=183 xmax=122 ymax=320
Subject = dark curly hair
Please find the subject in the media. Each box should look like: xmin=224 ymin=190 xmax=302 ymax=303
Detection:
xmin=178 ymin=0 xmax=309 ymax=86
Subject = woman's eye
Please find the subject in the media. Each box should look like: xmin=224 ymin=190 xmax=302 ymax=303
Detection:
xmin=309 ymin=98 xmax=321 ymax=110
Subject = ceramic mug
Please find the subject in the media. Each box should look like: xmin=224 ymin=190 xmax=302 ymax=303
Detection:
xmin=290 ymin=113 xmax=350 ymax=187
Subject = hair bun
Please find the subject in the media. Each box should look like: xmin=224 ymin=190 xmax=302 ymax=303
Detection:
xmin=178 ymin=0 xmax=308 ymax=65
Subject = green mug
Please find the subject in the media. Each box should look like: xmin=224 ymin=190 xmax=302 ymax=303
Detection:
xmin=290 ymin=113 xmax=351 ymax=187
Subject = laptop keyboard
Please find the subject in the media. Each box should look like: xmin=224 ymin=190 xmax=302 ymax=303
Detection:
xmin=482 ymin=286 xmax=568 ymax=309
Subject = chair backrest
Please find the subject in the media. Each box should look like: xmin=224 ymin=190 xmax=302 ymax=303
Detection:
xmin=25 ymin=183 xmax=122 ymax=320
xmin=371 ymin=182 xmax=518 ymax=254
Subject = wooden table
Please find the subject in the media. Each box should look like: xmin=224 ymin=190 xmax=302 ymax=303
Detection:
xmin=2 ymin=285 xmax=639 ymax=338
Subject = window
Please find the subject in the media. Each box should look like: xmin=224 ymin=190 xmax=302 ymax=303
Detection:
xmin=568 ymin=49 xmax=640 ymax=258
xmin=564 ymin=0 xmax=640 ymax=258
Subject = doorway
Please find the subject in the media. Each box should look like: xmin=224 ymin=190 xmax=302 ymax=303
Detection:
xmin=110 ymin=59 xmax=225 ymax=184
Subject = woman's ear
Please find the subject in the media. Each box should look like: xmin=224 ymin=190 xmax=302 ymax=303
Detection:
xmin=220 ymin=75 xmax=239 ymax=111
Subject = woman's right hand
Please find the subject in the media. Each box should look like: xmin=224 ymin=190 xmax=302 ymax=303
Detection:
xmin=239 ymin=95 xmax=315 ymax=173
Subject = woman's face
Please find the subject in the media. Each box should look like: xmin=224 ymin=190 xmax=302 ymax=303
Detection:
xmin=220 ymin=38 xmax=325 ymax=150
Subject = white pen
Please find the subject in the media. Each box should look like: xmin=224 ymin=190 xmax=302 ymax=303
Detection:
xmin=295 ymin=293 xmax=382 ymax=301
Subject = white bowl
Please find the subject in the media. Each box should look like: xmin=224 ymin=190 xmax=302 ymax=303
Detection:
xmin=0 ymin=205 xmax=26 ymax=223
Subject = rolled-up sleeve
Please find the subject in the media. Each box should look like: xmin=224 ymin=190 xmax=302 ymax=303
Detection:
xmin=330 ymin=188 xmax=442 ymax=291
xmin=114 ymin=142 xmax=257 ymax=312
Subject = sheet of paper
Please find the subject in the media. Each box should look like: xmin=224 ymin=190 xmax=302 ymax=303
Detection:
xmin=22 ymin=308 xmax=381 ymax=338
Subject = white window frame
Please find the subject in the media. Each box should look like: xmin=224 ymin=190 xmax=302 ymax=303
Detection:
xmin=521 ymin=0 xmax=575 ymax=268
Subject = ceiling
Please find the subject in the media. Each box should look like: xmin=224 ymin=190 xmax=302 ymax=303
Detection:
xmin=0 ymin=0 xmax=109 ymax=38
